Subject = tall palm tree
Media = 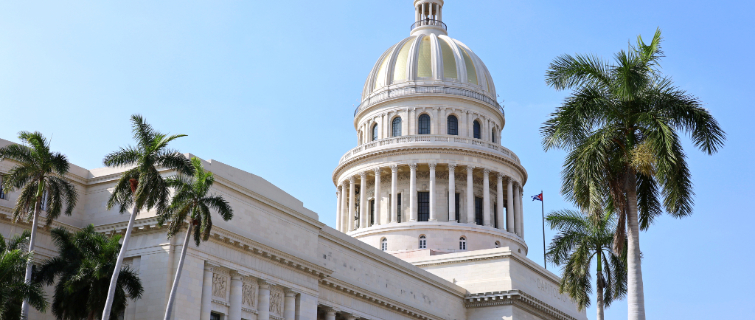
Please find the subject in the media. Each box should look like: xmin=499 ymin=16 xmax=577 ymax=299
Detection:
xmin=0 ymin=131 xmax=78 ymax=319
xmin=541 ymin=29 xmax=726 ymax=320
xmin=35 ymin=225 xmax=143 ymax=320
xmin=100 ymin=115 xmax=193 ymax=319
xmin=161 ymin=157 xmax=233 ymax=320
xmin=0 ymin=231 xmax=47 ymax=320
xmin=546 ymin=210 xmax=627 ymax=320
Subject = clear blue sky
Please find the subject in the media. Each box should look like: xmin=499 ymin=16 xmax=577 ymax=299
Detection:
xmin=1 ymin=1 xmax=752 ymax=319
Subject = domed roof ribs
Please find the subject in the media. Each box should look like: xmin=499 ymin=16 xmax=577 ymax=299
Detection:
xmin=429 ymin=33 xmax=443 ymax=80
xmin=384 ymin=37 xmax=413 ymax=87
xmin=407 ymin=35 xmax=424 ymax=81
xmin=439 ymin=35 xmax=467 ymax=84
xmin=363 ymin=45 xmax=395 ymax=99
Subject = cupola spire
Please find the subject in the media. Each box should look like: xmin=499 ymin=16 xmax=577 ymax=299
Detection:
xmin=411 ymin=0 xmax=447 ymax=36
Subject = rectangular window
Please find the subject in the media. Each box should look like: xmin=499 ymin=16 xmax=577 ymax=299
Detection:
xmin=370 ymin=199 xmax=375 ymax=226
xmin=475 ymin=197 xmax=483 ymax=225
xmin=418 ymin=192 xmax=430 ymax=221
xmin=0 ymin=175 xmax=5 ymax=200
xmin=210 ymin=313 xmax=222 ymax=320
xmin=397 ymin=193 xmax=402 ymax=223
xmin=455 ymin=193 xmax=460 ymax=221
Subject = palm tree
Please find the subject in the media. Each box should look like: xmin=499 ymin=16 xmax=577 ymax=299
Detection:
xmin=161 ymin=157 xmax=233 ymax=320
xmin=546 ymin=210 xmax=627 ymax=320
xmin=541 ymin=29 xmax=726 ymax=320
xmin=100 ymin=115 xmax=193 ymax=319
xmin=35 ymin=225 xmax=143 ymax=320
xmin=0 ymin=231 xmax=47 ymax=320
xmin=0 ymin=131 xmax=78 ymax=319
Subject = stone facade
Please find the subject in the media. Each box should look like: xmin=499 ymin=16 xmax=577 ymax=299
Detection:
xmin=0 ymin=1 xmax=588 ymax=319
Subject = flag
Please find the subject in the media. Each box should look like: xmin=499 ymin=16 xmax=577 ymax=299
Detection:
xmin=531 ymin=192 xmax=543 ymax=202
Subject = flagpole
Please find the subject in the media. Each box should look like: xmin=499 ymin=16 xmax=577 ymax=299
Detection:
xmin=542 ymin=190 xmax=546 ymax=270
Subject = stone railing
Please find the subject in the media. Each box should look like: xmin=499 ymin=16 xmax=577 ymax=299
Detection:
xmin=338 ymin=135 xmax=520 ymax=164
xmin=355 ymin=85 xmax=504 ymax=117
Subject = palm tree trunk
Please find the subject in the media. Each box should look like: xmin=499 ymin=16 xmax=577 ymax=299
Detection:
xmin=626 ymin=178 xmax=646 ymax=320
xmin=20 ymin=204 xmax=40 ymax=319
xmin=101 ymin=206 xmax=138 ymax=320
xmin=163 ymin=223 xmax=192 ymax=320
xmin=596 ymin=275 xmax=604 ymax=320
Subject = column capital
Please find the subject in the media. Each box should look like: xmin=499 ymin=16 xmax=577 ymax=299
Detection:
xmin=230 ymin=271 xmax=244 ymax=280
xmin=466 ymin=166 xmax=475 ymax=173
xmin=258 ymin=279 xmax=270 ymax=288
xmin=360 ymin=171 xmax=367 ymax=178
xmin=390 ymin=164 xmax=398 ymax=171
xmin=284 ymin=288 xmax=297 ymax=296
xmin=483 ymin=168 xmax=491 ymax=174
xmin=428 ymin=163 xmax=437 ymax=169
xmin=448 ymin=163 xmax=456 ymax=170
xmin=408 ymin=163 xmax=418 ymax=170
xmin=349 ymin=176 xmax=355 ymax=183
xmin=373 ymin=167 xmax=381 ymax=175
xmin=497 ymin=172 xmax=504 ymax=180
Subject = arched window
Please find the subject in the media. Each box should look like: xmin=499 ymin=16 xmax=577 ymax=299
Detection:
xmin=419 ymin=235 xmax=427 ymax=249
xmin=372 ymin=124 xmax=378 ymax=141
xmin=491 ymin=128 xmax=496 ymax=143
xmin=495 ymin=241 xmax=501 ymax=248
xmin=459 ymin=237 xmax=467 ymax=251
xmin=447 ymin=115 xmax=458 ymax=135
xmin=418 ymin=114 xmax=431 ymax=134
xmin=381 ymin=238 xmax=388 ymax=251
xmin=392 ymin=117 xmax=402 ymax=137
xmin=473 ymin=120 xmax=481 ymax=139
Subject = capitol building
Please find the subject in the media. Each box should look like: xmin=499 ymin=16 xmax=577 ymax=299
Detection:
xmin=0 ymin=1 xmax=587 ymax=319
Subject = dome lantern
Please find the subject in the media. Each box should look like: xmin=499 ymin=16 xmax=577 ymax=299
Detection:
xmin=411 ymin=0 xmax=447 ymax=36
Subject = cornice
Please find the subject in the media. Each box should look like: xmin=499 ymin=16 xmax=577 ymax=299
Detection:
xmin=465 ymin=290 xmax=579 ymax=320
xmin=318 ymin=229 xmax=466 ymax=298
xmin=332 ymin=146 xmax=528 ymax=186
xmin=319 ymin=277 xmax=440 ymax=320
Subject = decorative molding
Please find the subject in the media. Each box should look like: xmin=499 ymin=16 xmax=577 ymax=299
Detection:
xmin=212 ymin=272 xmax=228 ymax=299
xmin=355 ymin=84 xmax=503 ymax=118
xmin=465 ymin=290 xmax=579 ymax=320
xmin=269 ymin=285 xmax=284 ymax=317
xmin=320 ymin=277 xmax=438 ymax=320
xmin=242 ymin=279 xmax=258 ymax=308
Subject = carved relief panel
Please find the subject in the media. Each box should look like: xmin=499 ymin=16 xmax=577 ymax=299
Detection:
xmin=212 ymin=269 xmax=229 ymax=300
xmin=269 ymin=286 xmax=284 ymax=317
xmin=242 ymin=277 xmax=258 ymax=309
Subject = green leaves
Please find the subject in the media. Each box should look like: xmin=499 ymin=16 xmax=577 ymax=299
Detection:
xmin=0 ymin=231 xmax=47 ymax=319
xmin=35 ymin=225 xmax=143 ymax=320
xmin=158 ymin=157 xmax=233 ymax=247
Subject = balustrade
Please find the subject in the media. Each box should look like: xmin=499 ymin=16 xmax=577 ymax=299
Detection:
xmin=339 ymin=135 xmax=520 ymax=164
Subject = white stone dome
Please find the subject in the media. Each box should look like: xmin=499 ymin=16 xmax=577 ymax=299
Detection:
xmin=361 ymin=34 xmax=497 ymax=103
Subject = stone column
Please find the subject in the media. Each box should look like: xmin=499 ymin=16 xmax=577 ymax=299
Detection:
xmin=228 ymin=272 xmax=243 ymax=320
xmin=200 ymin=264 xmax=214 ymax=320
xmin=497 ymin=174 xmax=504 ymax=230
xmin=335 ymin=187 xmax=342 ymax=232
xmin=518 ymin=185 xmax=525 ymax=238
xmin=390 ymin=165 xmax=398 ymax=223
xmin=345 ymin=314 xmax=357 ymax=320
xmin=359 ymin=172 xmax=367 ymax=229
xmin=373 ymin=167 xmax=381 ymax=226
xmin=448 ymin=164 xmax=456 ymax=222
xmin=340 ymin=182 xmax=348 ymax=232
xmin=283 ymin=289 xmax=296 ymax=320
xmin=429 ymin=163 xmax=437 ymax=221
xmin=257 ymin=280 xmax=270 ymax=320
xmin=348 ymin=177 xmax=355 ymax=232
xmin=507 ymin=178 xmax=515 ymax=233
xmin=466 ymin=166 xmax=475 ymax=224
xmin=409 ymin=163 xmax=417 ymax=221
xmin=483 ymin=169 xmax=491 ymax=226
xmin=324 ymin=307 xmax=337 ymax=320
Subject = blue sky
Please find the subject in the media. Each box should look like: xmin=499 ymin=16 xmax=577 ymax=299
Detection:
xmin=1 ymin=1 xmax=752 ymax=319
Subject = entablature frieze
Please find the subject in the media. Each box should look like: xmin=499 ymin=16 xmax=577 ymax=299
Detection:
xmin=319 ymin=277 xmax=438 ymax=320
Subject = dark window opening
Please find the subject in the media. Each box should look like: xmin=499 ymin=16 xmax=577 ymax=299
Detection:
xmin=475 ymin=197 xmax=483 ymax=225
xmin=397 ymin=193 xmax=402 ymax=223
xmin=493 ymin=203 xmax=498 ymax=228
xmin=392 ymin=117 xmax=402 ymax=137
xmin=473 ymin=121 xmax=481 ymax=139
xmin=447 ymin=115 xmax=458 ymax=135
xmin=418 ymin=192 xmax=430 ymax=221
xmin=372 ymin=124 xmax=379 ymax=141
xmin=370 ymin=199 xmax=375 ymax=226
xmin=210 ymin=313 xmax=222 ymax=320
xmin=492 ymin=128 xmax=496 ymax=143
xmin=418 ymin=114 xmax=431 ymax=134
